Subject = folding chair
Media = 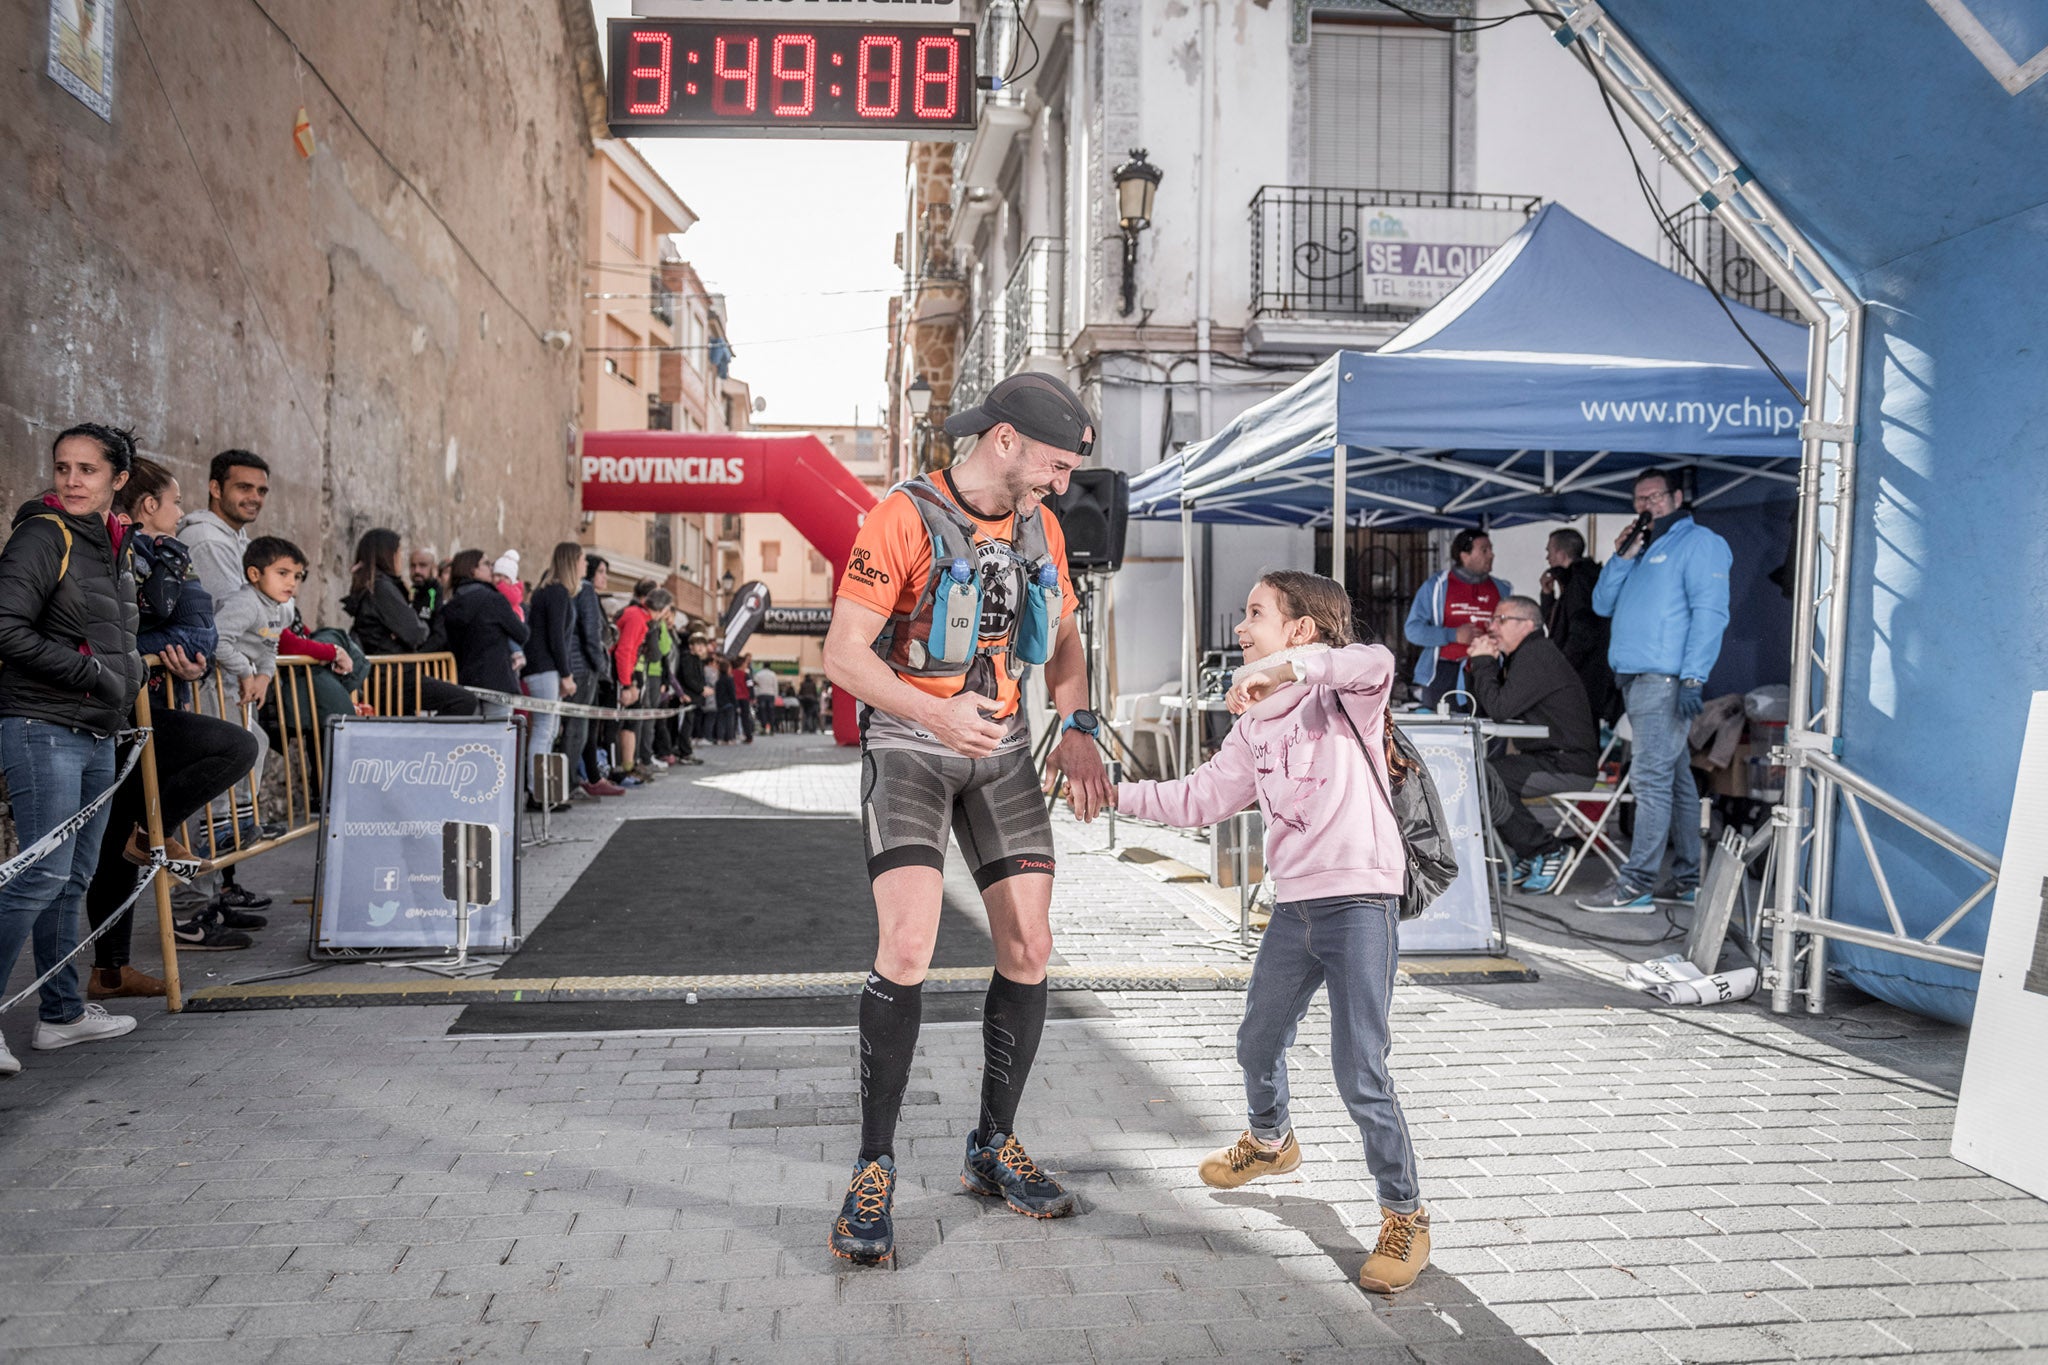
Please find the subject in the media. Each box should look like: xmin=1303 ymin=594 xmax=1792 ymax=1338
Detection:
xmin=1542 ymin=714 xmax=1633 ymax=893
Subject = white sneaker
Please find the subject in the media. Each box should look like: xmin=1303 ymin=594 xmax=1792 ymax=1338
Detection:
xmin=32 ymin=1003 xmax=138 ymax=1051
xmin=0 ymin=1034 xmax=19 ymax=1076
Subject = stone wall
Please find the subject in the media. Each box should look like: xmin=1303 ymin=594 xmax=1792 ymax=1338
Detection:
xmin=0 ymin=0 xmax=605 ymax=619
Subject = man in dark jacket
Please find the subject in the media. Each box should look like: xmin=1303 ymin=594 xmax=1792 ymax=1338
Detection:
xmin=1539 ymin=528 xmax=1615 ymax=728
xmin=568 ymin=556 xmax=621 ymax=796
xmin=1465 ymin=596 xmax=1598 ymax=893
xmin=674 ymin=631 xmax=709 ymax=765
xmin=437 ymin=549 xmax=529 ymax=702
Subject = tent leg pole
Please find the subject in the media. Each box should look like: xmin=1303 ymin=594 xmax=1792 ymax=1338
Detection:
xmin=1181 ymin=504 xmax=1197 ymax=776
xmin=1331 ymin=445 xmax=1347 ymax=590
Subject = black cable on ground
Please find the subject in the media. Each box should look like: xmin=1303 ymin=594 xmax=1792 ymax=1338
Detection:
xmin=1505 ymin=897 xmax=1685 ymax=948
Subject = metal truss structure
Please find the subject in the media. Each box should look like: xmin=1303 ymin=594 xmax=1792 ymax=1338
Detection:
xmin=1531 ymin=0 xmax=1994 ymax=1013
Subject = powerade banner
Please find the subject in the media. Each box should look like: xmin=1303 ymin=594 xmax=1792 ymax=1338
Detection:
xmin=313 ymin=717 xmax=521 ymax=952
xmin=1392 ymin=718 xmax=1498 ymax=954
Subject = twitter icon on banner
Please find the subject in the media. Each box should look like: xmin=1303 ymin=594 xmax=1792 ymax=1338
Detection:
xmin=368 ymin=899 xmax=400 ymax=927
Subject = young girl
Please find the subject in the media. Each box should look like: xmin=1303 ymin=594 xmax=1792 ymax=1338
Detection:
xmin=1113 ymin=570 xmax=1430 ymax=1293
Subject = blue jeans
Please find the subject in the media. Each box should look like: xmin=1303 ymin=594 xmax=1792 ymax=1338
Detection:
xmin=0 ymin=718 xmax=117 ymax=1024
xmin=1238 ymin=893 xmax=1419 ymax=1214
xmin=1618 ymin=672 xmax=1702 ymax=893
xmin=523 ymin=672 xmax=561 ymax=797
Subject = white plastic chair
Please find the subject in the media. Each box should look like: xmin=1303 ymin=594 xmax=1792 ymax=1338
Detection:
xmin=1119 ymin=686 xmax=1181 ymax=780
xmin=1543 ymin=715 xmax=1634 ymax=893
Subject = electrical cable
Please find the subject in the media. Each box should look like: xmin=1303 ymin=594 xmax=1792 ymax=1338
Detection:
xmin=1372 ymin=0 xmax=1555 ymax=35
xmin=1006 ymin=0 xmax=1043 ymax=85
xmin=1553 ymin=18 xmax=1808 ymax=407
xmin=1506 ymin=896 xmax=1686 ymax=948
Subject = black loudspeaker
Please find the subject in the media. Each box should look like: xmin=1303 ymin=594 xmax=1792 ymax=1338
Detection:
xmin=1047 ymin=468 xmax=1129 ymax=573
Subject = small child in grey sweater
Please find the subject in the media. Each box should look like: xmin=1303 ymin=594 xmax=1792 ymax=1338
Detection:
xmin=212 ymin=536 xmax=306 ymax=707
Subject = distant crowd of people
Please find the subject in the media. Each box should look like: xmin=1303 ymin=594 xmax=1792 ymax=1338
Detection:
xmin=0 ymin=426 xmax=826 ymax=1074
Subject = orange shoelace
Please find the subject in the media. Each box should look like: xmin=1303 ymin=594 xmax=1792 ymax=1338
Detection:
xmin=1375 ymin=1209 xmax=1417 ymax=1260
xmin=1226 ymin=1134 xmax=1268 ymax=1172
xmin=848 ymin=1162 xmax=893 ymax=1221
xmin=997 ymin=1137 xmax=1046 ymax=1183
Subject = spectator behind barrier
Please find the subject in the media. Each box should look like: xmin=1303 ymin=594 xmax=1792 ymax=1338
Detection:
xmin=753 ymin=660 xmax=780 ymax=736
xmin=674 ymin=632 xmax=709 ymax=764
xmin=1579 ymin=468 xmax=1733 ymax=913
xmin=571 ymin=556 xmax=620 ymax=797
xmin=438 ymin=548 xmax=529 ymax=710
xmin=521 ymin=542 xmax=584 ymax=808
xmin=798 ymin=671 xmax=821 ymax=733
xmin=84 ymin=458 xmax=265 ymax=975
xmin=1539 ymin=527 xmax=1616 ymax=730
xmin=493 ymin=549 xmax=525 ymax=620
xmin=733 ymin=651 xmax=756 ymax=743
xmin=1463 ymin=596 xmax=1597 ymax=895
xmin=609 ymin=585 xmax=664 ymax=781
xmin=343 ymin=528 xmax=477 ymax=717
xmin=1404 ymin=528 xmax=1510 ymax=712
xmin=407 ymin=544 xmax=440 ymax=627
xmin=0 ymin=423 xmax=148 ymax=1070
xmin=178 ymin=449 xmax=269 ymax=607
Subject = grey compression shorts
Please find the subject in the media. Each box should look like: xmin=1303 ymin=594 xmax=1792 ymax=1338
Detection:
xmin=860 ymin=744 xmax=1057 ymax=887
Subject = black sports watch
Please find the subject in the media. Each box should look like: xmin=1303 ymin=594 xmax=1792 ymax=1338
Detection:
xmin=1059 ymin=708 xmax=1101 ymax=739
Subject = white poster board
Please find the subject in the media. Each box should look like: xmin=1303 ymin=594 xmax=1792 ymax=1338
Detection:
xmin=1357 ymin=205 xmax=1528 ymax=309
xmin=1393 ymin=717 xmax=1497 ymax=953
xmin=1952 ymin=691 xmax=2048 ymax=1202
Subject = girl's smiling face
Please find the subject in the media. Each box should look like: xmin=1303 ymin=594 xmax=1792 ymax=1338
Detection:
xmin=1236 ymin=582 xmax=1318 ymax=661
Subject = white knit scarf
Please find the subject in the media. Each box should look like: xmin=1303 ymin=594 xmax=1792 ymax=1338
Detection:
xmin=1231 ymin=641 xmax=1331 ymax=688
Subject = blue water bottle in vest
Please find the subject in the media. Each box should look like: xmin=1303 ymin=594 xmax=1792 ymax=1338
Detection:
xmin=1016 ymin=559 xmax=1058 ymax=665
xmin=931 ymin=558 xmax=978 ymax=664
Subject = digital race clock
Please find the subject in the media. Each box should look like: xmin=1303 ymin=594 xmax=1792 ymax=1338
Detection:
xmin=606 ymin=19 xmax=978 ymax=139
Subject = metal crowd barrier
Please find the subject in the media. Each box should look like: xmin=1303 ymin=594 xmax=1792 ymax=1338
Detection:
xmin=356 ymin=652 xmax=459 ymax=719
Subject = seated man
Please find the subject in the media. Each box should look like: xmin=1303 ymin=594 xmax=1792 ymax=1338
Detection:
xmin=1464 ymin=596 xmax=1600 ymax=892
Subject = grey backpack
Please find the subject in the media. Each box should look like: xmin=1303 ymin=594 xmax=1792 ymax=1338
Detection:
xmin=1338 ymin=707 xmax=1459 ymax=921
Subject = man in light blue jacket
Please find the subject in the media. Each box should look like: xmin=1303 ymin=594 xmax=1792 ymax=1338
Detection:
xmin=1578 ymin=468 xmax=1731 ymax=912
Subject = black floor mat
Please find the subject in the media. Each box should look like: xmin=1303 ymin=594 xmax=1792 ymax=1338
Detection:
xmin=448 ymin=817 xmax=1098 ymax=1034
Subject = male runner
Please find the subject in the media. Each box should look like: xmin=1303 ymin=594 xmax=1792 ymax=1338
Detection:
xmin=821 ymin=373 xmax=1114 ymax=1264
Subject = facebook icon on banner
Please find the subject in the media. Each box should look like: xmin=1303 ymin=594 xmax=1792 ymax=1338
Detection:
xmin=373 ymin=868 xmax=401 ymax=894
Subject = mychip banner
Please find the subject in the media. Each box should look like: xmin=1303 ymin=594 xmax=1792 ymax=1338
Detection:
xmin=312 ymin=717 xmax=522 ymax=953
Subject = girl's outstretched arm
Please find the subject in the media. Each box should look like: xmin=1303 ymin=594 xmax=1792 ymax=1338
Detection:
xmin=1116 ymin=727 xmax=1259 ymax=829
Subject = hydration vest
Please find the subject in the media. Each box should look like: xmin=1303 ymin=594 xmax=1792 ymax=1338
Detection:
xmin=870 ymin=476 xmax=1061 ymax=679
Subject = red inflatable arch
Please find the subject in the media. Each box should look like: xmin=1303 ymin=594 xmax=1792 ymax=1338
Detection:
xmin=580 ymin=430 xmax=881 ymax=745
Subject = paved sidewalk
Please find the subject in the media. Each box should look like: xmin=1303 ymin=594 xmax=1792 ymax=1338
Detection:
xmin=1 ymin=734 xmax=2044 ymax=1364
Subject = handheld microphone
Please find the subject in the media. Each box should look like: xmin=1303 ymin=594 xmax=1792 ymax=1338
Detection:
xmin=1618 ymin=510 xmax=1653 ymax=556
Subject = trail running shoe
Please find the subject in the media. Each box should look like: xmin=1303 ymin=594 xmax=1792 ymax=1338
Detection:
xmin=172 ymin=913 xmax=252 ymax=951
xmin=1199 ymin=1130 xmax=1302 ymax=1189
xmin=1576 ymin=881 xmax=1655 ymax=914
xmin=828 ymin=1156 xmax=896 ymax=1265
xmin=962 ymin=1132 xmax=1078 ymax=1218
xmin=1520 ymin=849 xmax=1569 ymax=894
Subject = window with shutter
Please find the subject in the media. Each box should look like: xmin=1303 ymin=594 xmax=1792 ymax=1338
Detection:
xmin=1308 ymin=22 xmax=1452 ymax=192
xmin=605 ymin=182 xmax=644 ymax=258
xmin=604 ymin=317 xmax=640 ymax=387
xmin=761 ymin=541 xmax=781 ymax=574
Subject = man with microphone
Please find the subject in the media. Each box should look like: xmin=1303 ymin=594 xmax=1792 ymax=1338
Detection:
xmin=1578 ymin=468 xmax=1731 ymax=912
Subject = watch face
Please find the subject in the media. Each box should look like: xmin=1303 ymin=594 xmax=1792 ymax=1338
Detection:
xmin=1071 ymin=708 xmax=1100 ymax=731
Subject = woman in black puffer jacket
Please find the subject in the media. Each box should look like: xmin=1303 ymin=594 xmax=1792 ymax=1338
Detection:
xmin=0 ymin=423 xmax=150 ymax=1069
xmin=342 ymin=527 xmax=477 ymax=717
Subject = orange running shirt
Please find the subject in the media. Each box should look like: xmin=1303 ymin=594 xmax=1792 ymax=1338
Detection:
xmin=836 ymin=473 xmax=1074 ymax=740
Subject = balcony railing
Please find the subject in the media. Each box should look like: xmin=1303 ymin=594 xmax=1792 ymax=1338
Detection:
xmin=1002 ymin=237 xmax=1065 ymax=375
xmin=954 ymin=310 xmax=998 ymax=417
xmin=647 ymin=397 xmax=674 ymax=431
xmin=650 ymin=271 xmax=676 ymax=327
xmin=1249 ymin=187 xmax=1541 ymax=320
xmin=1661 ymin=204 xmax=1805 ymax=323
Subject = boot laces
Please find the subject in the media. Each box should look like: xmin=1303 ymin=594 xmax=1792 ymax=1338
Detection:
xmin=997 ymin=1137 xmax=1045 ymax=1183
xmin=1227 ymin=1133 xmax=1263 ymax=1172
xmin=848 ymin=1162 xmax=892 ymax=1221
xmin=1375 ymin=1209 xmax=1416 ymax=1261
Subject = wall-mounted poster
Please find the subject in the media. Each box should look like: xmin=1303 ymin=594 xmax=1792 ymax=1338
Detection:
xmin=47 ymin=0 xmax=115 ymax=121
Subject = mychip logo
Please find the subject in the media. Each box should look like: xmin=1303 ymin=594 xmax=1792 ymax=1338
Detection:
xmin=346 ymin=743 xmax=505 ymax=805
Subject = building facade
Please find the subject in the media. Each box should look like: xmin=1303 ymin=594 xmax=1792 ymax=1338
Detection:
xmin=890 ymin=0 xmax=1706 ymax=695
xmin=0 ymin=0 xmax=607 ymax=618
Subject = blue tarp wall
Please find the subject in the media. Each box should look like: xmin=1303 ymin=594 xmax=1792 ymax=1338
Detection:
xmin=1605 ymin=0 xmax=2048 ymax=1023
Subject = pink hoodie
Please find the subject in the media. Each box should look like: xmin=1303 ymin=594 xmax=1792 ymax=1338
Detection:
xmin=1117 ymin=643 xmax=1406 ymax=903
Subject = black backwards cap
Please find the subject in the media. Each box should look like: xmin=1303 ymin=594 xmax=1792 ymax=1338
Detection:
xmin=943 ymin=373 xmax=1096 ymax=458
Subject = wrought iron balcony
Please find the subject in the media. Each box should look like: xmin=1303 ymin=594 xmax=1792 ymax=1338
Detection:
xmin=1660 ymin=204 xmax=1804 ymax=323
xmin=650 ymin=270 xmax=676 ymax=327
xmin=647 ymin=398 xmax=675 ymax=431
xmin=954 ymin=309 xmax=998 ymax=417
xmin=1002 ymin=238 xmax=1065 ymax=375
xmin=1249 ymin=187 xmax=1541 ymax=321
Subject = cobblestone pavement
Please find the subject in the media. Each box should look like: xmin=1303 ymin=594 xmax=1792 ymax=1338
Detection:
xmin=2 ymin=734 xmax=2044 ymax=1364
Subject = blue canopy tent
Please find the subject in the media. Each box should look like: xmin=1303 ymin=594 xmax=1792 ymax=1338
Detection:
xmin=1131 ymin=203 xmax=1810 ymax=533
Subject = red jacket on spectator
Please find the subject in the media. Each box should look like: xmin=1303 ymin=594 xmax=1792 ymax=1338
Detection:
xmin=613 ymin=604 xmax=650 ymax=686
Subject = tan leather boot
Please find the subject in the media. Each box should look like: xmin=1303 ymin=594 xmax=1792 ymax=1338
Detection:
xmin=1198 ymin=1130 xmax=1301 ymax=1189
xmin=88 ymin=965 xmax=167 ymax=1000
xmin=1358 ymin=1205 xmax=1430 ymax=1293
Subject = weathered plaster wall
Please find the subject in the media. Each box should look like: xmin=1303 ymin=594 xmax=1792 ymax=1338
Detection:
xmin=0 ymin=0 xmax=603 ymax=618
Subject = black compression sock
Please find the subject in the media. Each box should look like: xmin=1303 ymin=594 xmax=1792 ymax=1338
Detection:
xmin=978 ymin=969 xmax=1048 ymax=1142
xmin=857 ymin=970 xmax=923 ymax=1163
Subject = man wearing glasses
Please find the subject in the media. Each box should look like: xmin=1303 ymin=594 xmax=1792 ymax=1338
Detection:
xmin=1466 ymin=597 xmax=1599 ymax=893
xmin=1579 ymin=468 xmax=1732 ymax=912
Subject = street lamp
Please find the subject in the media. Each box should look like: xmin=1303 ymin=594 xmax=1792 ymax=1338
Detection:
xmin=1112 ymin=148 xmax=1163 ymax=317
xmin=906 ymin=375 xmax=932 ymax=420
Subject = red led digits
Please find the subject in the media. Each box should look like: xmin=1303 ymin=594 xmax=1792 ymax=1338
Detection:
xmin=771 ymin=33 xmax=817 ymax=116
xmin=712 ymin=33 xmax=759 ymax=115
xmin=627 ymin=31 xmax=672 ymax=115
xmin=912 ymin=36 xmax=958 ymax=119
xmin=855 ymin=34 xmax=902 ymax=118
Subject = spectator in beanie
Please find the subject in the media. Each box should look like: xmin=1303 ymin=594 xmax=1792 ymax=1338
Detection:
xmin=0 ymin=423 xmax=149 ymax=1071
xmin=438 ymin=548 xmax=529 ymax=711
xmin=493 ymin=549 xmax=526 ymax=619
xmin=521 ymin=542 xmax=583 ymax=809
xmin=344 ymin=528 xmax=477 ymax=717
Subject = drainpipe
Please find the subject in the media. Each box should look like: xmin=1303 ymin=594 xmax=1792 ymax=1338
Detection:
xmin=1195 ymin=0 xmax=1216 ymax=439
xmin=1068 ymin=0 xmax=1091 ymax=346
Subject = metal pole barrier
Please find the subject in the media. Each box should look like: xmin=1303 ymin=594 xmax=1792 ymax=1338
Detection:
xmin=133 ymin=683 xmax=183 ymax=1012
xmin=452 ymin=822 xmax=473 ymax=973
